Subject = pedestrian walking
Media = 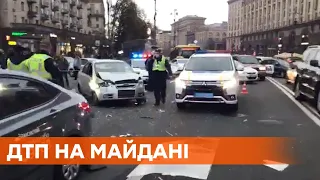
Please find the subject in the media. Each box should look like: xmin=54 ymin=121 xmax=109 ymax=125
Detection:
xmin=146 ymin=49 xmax=172 ymax=106
xmin=56 ymin=55 xmax=70 ymax=88
xmin=73 ymin=51 xmax=81 ymax=80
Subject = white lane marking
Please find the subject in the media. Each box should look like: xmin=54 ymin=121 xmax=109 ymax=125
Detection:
xmin=267 ymin=77 xmax=320 ymax=117
xmin=126 ymin=164 xmax=212 ymax=180
xmin=263 ymin=160 xmax=289 ymax=171
xmin=266 ymin=77 xmax=320 ymax=127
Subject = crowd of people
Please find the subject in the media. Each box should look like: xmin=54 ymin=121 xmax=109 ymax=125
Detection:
xmin=0 ymin=45 xmax=173 ymax=106
xmin=0 ymin=45 xmax=86 ymax=88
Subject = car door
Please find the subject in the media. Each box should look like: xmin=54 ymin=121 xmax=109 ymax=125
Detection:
xmin=306 ymin=50 xmax=320 ymax=97
xmin=81 ymin=63 xmax=93 ymax=95
xmin=300 ymin=49 xmax=318 ymax=95
xmin=0 ymin=75 xmax=61 ymax=180
xmin=260 ymin=59 xmax=274 ymax=74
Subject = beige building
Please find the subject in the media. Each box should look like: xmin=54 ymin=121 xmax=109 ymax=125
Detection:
xmin=171 ymin=15 xmax=227 ymax=50
xmin=0 ymin=0 xmax=105 ymax=54
xmin=195 ymin=22 xmax=227 ymax=49
xmin=156 ymin=30 xmax=171 ymax=55
xmin=227 ymin=0 xmax=320 ymax=55
xmin=171 ymin=15 xmax=206 ymax=46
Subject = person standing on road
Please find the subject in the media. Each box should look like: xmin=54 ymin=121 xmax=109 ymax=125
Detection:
xmin=56 ymin=55 xmax=70 ymax=88
xmin=73 ymin=51 xmax=81 ymax=80
xmin=146 ymin=49 xmax=172 ymax=106
xmin=6 ymin=45 xmax=32 ymax=73
xmin=145 ymin=50 xmax=155 ymax=92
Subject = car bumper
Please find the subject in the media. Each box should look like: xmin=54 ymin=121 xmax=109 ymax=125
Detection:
xmin=175 ymin=84 xmax=238 ymax=104
xmin=175 ymin=95 xmax=238 ymax=104
xmin=258 ymin=71 xmax=267 ymax=77
xmin=95 ymin=85 xmax=145 ymax=101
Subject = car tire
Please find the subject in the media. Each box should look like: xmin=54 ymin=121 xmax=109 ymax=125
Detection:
xmin=228 ymin=103 xmax=238 ymax=112
xmin=91 ymin=92 xmax=100 ymax=106
xmin=136 ymin=98 xmax=146 ymax=105
xmin=316 ymin=89 xmax=320 ymax=114
xmin=294 ymin=80 xmax=305 ymax=101
xmin=176 ymin=103 xmax=186 ymax=110
xmin=259 ymin=76 xmax=266 ymax=81
xmin=53 ymin=164 xmax=81 ymax=180
xmin=280 ymin=71 xmax=286 ymax=78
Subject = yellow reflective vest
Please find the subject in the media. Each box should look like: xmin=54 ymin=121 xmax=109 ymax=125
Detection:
xmin=25 ymin=54 xmax=52 ymax=80
xmin=7 ymin=58 xmax=29 ymax=72
xmin=152 ymin=56 xmax=166 ymax=71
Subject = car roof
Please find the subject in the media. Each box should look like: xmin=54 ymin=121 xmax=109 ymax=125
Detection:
xmin=92 ymin=59 xmax=124 ymax=63
xmin=82 ymin=58 xmax=97 ymax=62
xmin=0 ymin=69 xmax=69 ymax=93
xmin=191 ymin=53 xmax=232 ymax=58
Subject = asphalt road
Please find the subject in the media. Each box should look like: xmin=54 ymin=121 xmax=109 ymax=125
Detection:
xmin=67 ymin=77 xmax=320 ymax=180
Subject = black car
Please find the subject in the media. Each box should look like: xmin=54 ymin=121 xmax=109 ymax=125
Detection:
xmin=0 ymin=69 xmax=93 ymax=180
xmin=294 ymin=47 xmax=320 ymax=112
xmin=260 ymin=58 xmax=290 ymax=78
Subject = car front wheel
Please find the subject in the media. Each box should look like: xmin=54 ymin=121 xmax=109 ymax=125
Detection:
xmin=294 ymin=80 xmax=305 ymax=101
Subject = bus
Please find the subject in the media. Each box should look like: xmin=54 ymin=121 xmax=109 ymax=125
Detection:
xmin=170 ymin=44 xmax=201 ymax=60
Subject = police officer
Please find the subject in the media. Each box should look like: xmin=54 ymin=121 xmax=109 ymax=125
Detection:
xmin=146 ymin=49 xmax=172 ymax=106
xmin=27 ymin=49 xmax=63 ymax=86
xmin=6 ymin=45 xmax=32 ymax=73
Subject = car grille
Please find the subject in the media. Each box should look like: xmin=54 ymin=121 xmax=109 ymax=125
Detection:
xmin=115 ymin=79 xmax=138 ymax=84
xmin=118 ymin=90 xmax=135 ymax=98
xmin=185 ymin=85 xmax=224 ymax=96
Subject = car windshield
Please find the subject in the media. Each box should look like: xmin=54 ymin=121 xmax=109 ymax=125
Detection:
xmin=185 ymin=56 xmax=234 ymax=71
xmin=95 ymin=62 xmax=134 ymax=73
xmin=180 ymin=50 xmax=195 ymax=58
xmin=177 ymin=59 xmax=188 ymax=64
xmin=131 ymin=60 xmax=146 ymax=69
xmin=237 ymin=56 xmax=259 ymax=64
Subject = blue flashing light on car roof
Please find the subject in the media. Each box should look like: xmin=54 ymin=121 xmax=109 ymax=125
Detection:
xmin=131 ymin=52 xmax=151 ymax=59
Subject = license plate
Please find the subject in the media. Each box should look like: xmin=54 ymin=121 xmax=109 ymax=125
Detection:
xmin=194 ymin=92 xmax=213 ymax=98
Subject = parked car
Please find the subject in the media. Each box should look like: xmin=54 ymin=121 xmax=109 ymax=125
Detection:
xmin=0 ymin=69 xmax=93 ymax=180
xmin=260 ymin=58 xmax=290 ymax=78
xmin=232 ymin=55 xmax=267 ymax=80
xmin=77 ymin=59 xmax=146 ymax=105
xmin=234 ymin=60 xmax=259 ymax=82
xmin=294 ymin=46 xmax=320 ymax=112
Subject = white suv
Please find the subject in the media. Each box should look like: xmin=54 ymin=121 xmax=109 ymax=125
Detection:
xmin=175 ymin=53 xmax=241 ymax=111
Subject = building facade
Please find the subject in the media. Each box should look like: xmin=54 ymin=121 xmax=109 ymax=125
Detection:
xmin=156 ymin=30 xmax=171 ymax=55
xmin=227 ymin=0 xmax=320 ymax=55
xmin=195 ymin=22 xmax=227 ymax=50
xmin=171 ymin=15 xmax=227 ymax=50
xmin=0 ymin=0 xmax=106 ymax=55
xmin=171 ymin=15 xmax=206 ymax=46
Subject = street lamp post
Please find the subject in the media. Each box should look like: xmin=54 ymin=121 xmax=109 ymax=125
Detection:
xmin=171 ymin=9 xmax=178 ymax=47
xmin=152 ymin=0 xmax=157 ymax=41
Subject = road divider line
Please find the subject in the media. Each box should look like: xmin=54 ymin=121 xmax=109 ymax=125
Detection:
xmin=266 ymin=77 xmax=320 ymax=127
xmin=267 ymin=77 xmax=320 ymax=117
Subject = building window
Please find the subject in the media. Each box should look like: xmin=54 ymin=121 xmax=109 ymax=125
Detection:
xmin=14 ymin=15 xmax=17 ymax=23
xmin=21 ymin=17 xmax=24 ymax=23
xmin=35 ymin=6 xmax=38 ymax=11
xmin=96 ymin=24 xmax=99 ymax=28
xmin=21 ymin=2 xmax=24 ymax=11
xmin=96 ymin=17 xmax=98 ymax=21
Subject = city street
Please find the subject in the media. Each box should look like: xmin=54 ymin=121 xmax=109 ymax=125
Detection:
xmin=71 ymin=77 xmax=320 ymax=180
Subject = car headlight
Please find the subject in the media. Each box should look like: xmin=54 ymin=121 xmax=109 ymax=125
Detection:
xmin=98 ymin=80 xmax=114 ymax=87
xmin=259 ymin=66 xmax=266 ymax=71
xmin=175 ymin=79 xmax=190 ymax=88
xmin=222 ymin=78 xmax=237 ymax=89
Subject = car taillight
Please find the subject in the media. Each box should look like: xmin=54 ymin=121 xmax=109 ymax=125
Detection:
xmin=78 ymin=102 xmax=91 ymax=113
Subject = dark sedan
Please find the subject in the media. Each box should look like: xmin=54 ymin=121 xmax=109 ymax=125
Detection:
xmin=0 ymin=69 xmax=93 ymax=180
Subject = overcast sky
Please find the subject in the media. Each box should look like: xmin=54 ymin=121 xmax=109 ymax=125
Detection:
xmin=135 ymin=0 xmax=228 ymax=30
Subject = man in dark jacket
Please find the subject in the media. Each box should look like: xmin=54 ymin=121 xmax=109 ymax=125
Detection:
xmin=0 ymin=49 xmax=5 ymax=69
xmin=146 ymin=49 xmax=172 ymax=106
xmin=56 ymin=55 xmax=70 ymax=88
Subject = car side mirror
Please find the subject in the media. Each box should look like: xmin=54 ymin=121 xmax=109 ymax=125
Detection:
xmin=310 ymin=60 xmax=319 ymax=67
